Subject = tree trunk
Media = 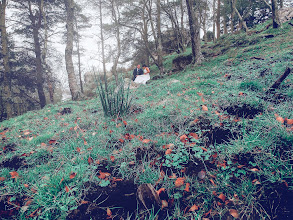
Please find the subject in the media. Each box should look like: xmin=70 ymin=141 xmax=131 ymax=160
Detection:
xmin=185 ymin=0 xmax=203 ymax=64
xmin=271 ymin=0 xmax=280 ymax=28
xmin=110 ymin=0 xmax=121 ymax=85
xmin=232 ymin=0 xmax=248 ymax=32
xmin=203 ymin=0 xmax=208 ymax=44
xmin=65 ymin=0 xmax=80 ymax=100
xmin=230 ymin=0 xmax=236 ymax=33
xmin=99 ymin=0 xmax=107 ymax=89
xmin=180 ymin=0 xmax=186 ymax=51
xmin=156 ymin=0 xmax=164 ymax=75
xmin=74 ymin=18 xmax=84 ymax=92
xmin=48 ymin=82 xmax=54 ymax=104
xmin=0 ymin=0 xmax=12 ymax=118
xmin=223 ymin=15 xmax=228 ymax=34
xmin=213 ymin=0 xmax=216 ymax=42
xmin=216 ymin=0 xmax=221 ymax=39
xmin=28 ymin=0 xmax=47 ymax=108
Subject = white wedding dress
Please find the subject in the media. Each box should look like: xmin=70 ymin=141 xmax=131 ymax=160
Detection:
xmin=134 ymin=68 xmax=150 ymax=84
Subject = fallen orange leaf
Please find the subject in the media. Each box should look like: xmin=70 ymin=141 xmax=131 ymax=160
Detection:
xmin=201 ymin=147 xmax=208 ymax=152
xmin=229 ymin=209 xmax=239 ymax=218
xmin=70 ymin=172 xmax=76 ymax=179
xmin=184 ymin=183 xmax=190 ymax=192
xmin=76 ymin=147 xmax=81 ymax=153
xmin=276 ymin=116 xmax=284 ymax=123
xmin=180 ymin=134 xmax=188 ymax=143
xmin=0 ymin=177 xmax=5 ymax=181
xmin=98 ymin=171 xmax=111 ymax=179
xmin=110 ymin=156 xmax=115 ymax=162
xmin=88 ymin=156 xmax=93 ymax=165
xmin=24 ymin=184 xmax=29 ymax=188
xmin=123 ymin=120 xmax=127 ymax=126
xmin=189 ymin=204 xmax=199 ymax=212
xmin=9 ymin=171 xmax=19 ymax=179
xmin=175 ymin=177 xmax=185 ymax=187
xmin=142 ymin=139 xmax=151 ymax=143
xmin=165 ymin=148 xmax=172 ymax=155
xmin=189 ymin=133 xmax=199 ymax=139
xmin=106 ymin=208 xmax=112 ymax=217
xmin=252 ymin=179 xmax=261 ymax=185
xmin=250 ymin=168 xmax=259 ymax=172
xmin=119 ymin=139 xmax=124 ymax=143
xmin=161 ymin=200 xmax=168 ymax=208
xmin=285 ymin=118 xmax=293 ymax=125
xmin=218 ymin=193 xmax=226 ymax=202
xmin=202 ymin=105 xmax=208 ymax=111
xmin=65 ymin=185 xmax=70 ymax=193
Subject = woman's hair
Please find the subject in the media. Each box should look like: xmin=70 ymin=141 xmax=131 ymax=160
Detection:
xmin=142 ymin=64 xmax=147 ymax=67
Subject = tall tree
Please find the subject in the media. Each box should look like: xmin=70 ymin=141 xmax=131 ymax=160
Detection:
xmin=185 ymin=0 xmax=203 ymax=64
xmin=271 ymin=0 xmax=280 ymax=28
xmin=0 ymin=0 xmax=12 ymax=118
xmin=230 ymin=0 xmax=236 ymax=33
xmin=212 ymin=0 xmax=216 ymax=41
xmin=216 ymin=0 xmax=221 ymax=39
xmin=231 ymin=0 xmax=248 ymax=32
xmin=27 ymin=0 xmax=47 ymax=108
xmin=65 ymin=0 xmax=81 ymax=100
xmin=99 ymin=0 xmax=107 ymax=88
xmin=156 ymin=0 xmax=164 ymax=75
xmin=109 ymin=0 xmax=122 ymax=85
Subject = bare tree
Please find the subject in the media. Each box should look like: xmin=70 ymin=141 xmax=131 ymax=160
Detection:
xmin=216 ymin=0 xmax=221 ymax=39
xmin=185 ymin=0 xmax=203 ymax=64
xmin=65 ymin=0 xmax=81 ymax=100
xmin=271 ymin=0 xmax=280 ymax=28
xmin=0 ymin=0 xmax=12 ymax=118
xmin=231 ymin=0 xmax=248 ymax=32
xmin=109 ymin=0 xmax=122 ymax=85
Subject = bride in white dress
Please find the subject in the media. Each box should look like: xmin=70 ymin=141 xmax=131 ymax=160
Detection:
xmin=134 ymin=64 xmax=150 ymax=84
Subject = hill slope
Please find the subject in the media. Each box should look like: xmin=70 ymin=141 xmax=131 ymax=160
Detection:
xmin=0 ymin=21 xmax=293 ymax=220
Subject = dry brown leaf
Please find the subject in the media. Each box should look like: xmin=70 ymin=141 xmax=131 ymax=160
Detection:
xmin=218 ymin=193 xmax=226 ymax=202
xmin=229 ymin=209 xmax=239 ymax=218
xmin=189 ymin=204 xmax=199 ymax=212
xmin=175 ymin=177 xmax=185 ymax=187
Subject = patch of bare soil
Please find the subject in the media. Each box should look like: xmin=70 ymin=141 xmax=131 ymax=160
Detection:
xmin=66 ymin=180 xmax=138 ymax=220
xmin=0 ymin=156 xmax=27 ymax=170
xmin=0 ymin=195 xmax=25 ymax=219
xmin=221 ymin=104 xmax=263 ymax=119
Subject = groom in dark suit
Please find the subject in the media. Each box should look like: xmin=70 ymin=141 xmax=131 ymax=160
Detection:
xmin=132 ymin=64 xmax=143 ymax=81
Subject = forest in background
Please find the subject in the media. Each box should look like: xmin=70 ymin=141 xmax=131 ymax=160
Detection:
xmin=0 ymin=0 xmax=291 ymax=121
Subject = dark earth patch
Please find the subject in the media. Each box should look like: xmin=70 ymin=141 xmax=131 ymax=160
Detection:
xmin=0 ymin=156 xmax=26 ymax=170
xmin=66 ymin=180 xmax=138 ymax=220
xmin=221 ymin=104 xmax=263 ymax=119
xmin=260 ymin=181 xmax=293 ymax=219
xmin=0 ymin=195 xmax=25 ymax=219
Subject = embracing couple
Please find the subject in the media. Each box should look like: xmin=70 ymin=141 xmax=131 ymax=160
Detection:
xmin=132 ymin=64 xmax=150 ymax=84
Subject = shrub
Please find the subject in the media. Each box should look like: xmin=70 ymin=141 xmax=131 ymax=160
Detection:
xmin=96 ymin=76 xmax=132 ymax=117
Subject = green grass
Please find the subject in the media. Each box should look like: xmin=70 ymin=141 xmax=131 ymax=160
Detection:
xmin=1 ymin=21 xmax=293 ymax=220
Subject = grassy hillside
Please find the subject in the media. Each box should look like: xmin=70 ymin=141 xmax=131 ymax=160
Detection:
xmin=0 ymin=21 xmax=292 ymax=220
